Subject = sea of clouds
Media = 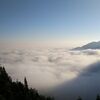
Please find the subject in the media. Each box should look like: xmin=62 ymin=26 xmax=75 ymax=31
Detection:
xmin=0 ymin=48 xmax=100 ymax=99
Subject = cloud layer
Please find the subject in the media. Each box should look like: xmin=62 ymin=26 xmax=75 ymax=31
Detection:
xmin=0 ymin=48 xmax=100 ymax=99
xmin=51 ymin=61 xmax=100 ymax=100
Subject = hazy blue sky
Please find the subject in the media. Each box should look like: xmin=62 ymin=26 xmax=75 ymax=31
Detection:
xmin=0 ymin=0 xmax=100 ymax=48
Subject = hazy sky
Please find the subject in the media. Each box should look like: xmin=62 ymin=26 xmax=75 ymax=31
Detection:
xmin=1 ymin=1 xmax=100 ymax=99
xmin=1 ymin=0 xmax=100 ymax=48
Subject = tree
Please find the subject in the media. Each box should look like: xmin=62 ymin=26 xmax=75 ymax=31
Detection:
xmin=77 ymin=96 xmax=82 ymax=100
xmin=0 ymin=66 xmax=54 ymax=100
xmin=96 ymin=94 xmax=100 ymax=100
xmin=0 ymin=95 xmax=6 ymax=100
xmin=24 ymin=77 xmax=28 ymax=89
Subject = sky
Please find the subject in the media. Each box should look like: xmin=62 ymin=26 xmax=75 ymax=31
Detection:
xmin=1 ymin=1 xmax=100 ymax=100
xmin=1 ymin=0 xmax=100 ymax=48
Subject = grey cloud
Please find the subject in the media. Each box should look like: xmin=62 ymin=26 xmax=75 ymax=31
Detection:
xmin=31 ymin=56 xmax=39 ymax=62
xmin=50 ymin=61 xmax=100 ymax=100
xmin=81 ymin=61 xmax=100 ymax=77
xmin=1 ymin=48 xmax=100 ymax=100
xmin=70 ymin=49 xmax=100 ymax=56
xmin=82 ymin=50 xmax=100 ymax=55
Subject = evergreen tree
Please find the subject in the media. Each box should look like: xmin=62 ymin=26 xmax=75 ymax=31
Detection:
xmin=0 ymin=95 xmax=6 ymax=100
xmin=0 ymin=66 xmax=54 ymax=100
xmin=96 ymin=94 xmax=100 ymax=100
xmin=24 ymin=77 xmax=28 ymax=89
xmin=77 ymin=96 xmax=82 ymax=100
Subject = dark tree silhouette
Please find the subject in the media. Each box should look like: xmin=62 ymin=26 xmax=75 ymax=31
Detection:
xmin=24 ymin=77 xmax=28 ymax=89
xmin=77 ymin=96 xmax=82 ymax=100
xmin=96 ymin=94 xmax=100 ymax=100
xmin=0 ymin=66 xmax=54 ymax=100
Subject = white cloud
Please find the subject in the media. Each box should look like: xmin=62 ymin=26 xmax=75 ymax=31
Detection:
xmin=0 ymin=48 xmax=100 ymax=91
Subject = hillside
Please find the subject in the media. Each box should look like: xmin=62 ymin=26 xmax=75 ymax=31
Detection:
xmin=73 ymin=41 xmax=100 ymax=50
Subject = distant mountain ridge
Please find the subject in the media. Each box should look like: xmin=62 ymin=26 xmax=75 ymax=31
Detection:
xmin=73 ymin=41 xmax=100 ymax=50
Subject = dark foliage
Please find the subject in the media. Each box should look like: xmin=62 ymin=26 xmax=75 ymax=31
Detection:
xmin=96 ymin=94 xmax=100 ymax=100
xmin=77 ymin=96 xmax=82 ymax=100
xmin=0 ymin=66 xmax=54 ymax=100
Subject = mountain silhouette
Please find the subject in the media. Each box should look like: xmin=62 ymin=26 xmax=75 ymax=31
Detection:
xmin=73 ymin=41 xmax=100 ymax=50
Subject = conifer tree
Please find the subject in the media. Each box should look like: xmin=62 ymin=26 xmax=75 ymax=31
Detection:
xmin=0 ymin=66 xmax=54 ymax=100
xmin=96 ymin=94 xmax=100 ymax=100
xmin=24 ymin=77 xmax=28 ymax=89
xmin=77 ymin=96 xmax=82 ymax=100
